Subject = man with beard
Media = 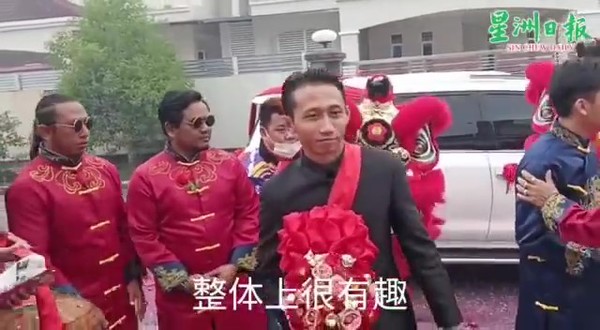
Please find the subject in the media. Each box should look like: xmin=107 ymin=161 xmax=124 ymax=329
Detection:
xmin=6 ymin=93 xmax=144 ymax=329
xmin=255 ymin=69 xmax=462 ymax=330
xmin=239 ymin=97 xmax=300 ymax=194
xmin=514 ymin=58 xmax=600 ymax=329
xmin=126 ymin=90 xmax=266 ymax=329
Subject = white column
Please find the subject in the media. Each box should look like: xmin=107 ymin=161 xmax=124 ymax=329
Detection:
xmin=339 ymin=31 xmax=360 ymax=62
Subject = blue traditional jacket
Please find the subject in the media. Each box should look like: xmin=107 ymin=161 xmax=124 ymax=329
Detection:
xmin=238 ymin=142 xmax=278 ymax=195
xmin=515 ymin=123 xmax=600 ymax=330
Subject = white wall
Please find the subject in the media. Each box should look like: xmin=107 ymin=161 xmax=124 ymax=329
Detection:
xmin=252 ymin=11 xmax=340 ymax=54
xmin=193 ymin=71 xmax=291 ymax=148
xmin=338 ymin=0 xmax=596 ymax=31
xmin=364 ymin=9 xmax=569 ymax=59
xmin=0 ymin=19 xmax=77 ymax=53
xmin=158 ymin=22 xmax=222 ymax=60
xmin=367 ymin=14 xmax=463 ymax=59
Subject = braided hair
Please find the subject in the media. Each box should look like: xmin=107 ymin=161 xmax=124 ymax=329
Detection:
xmin=30 ymin=94 xmax=76 ymax=160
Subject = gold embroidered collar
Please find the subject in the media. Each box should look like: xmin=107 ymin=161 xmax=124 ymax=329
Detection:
xmin=550 ymin=123 xmax=591 ymax=154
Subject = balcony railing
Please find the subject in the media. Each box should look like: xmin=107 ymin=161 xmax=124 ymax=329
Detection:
xmin=342 ymin=49 xmax=563 ymax=77
xmin=0 ymin=50 xmax=571 ymax=92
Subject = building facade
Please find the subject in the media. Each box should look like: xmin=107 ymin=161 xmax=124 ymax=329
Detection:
xmin=0 ymin=0 xmax=598 ymax=153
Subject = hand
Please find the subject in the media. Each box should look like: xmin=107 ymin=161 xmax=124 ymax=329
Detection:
xmin=516 ymin=170 xmax=559 ymax=208
xmin=0 ymin=286 xmax=37 ymax=308
xmin=127 ymin=280 xmax=146 ymax=321
xmin=0 ymin=233 xmax=31 ymax=263
xmin=203 ymin=264 xmax=238 ymax=288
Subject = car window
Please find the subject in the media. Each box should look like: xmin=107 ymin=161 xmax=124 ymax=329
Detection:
xmin=396 ymin=91 xmax=529 ymax=150
xmin=479 ymin=93 xmax=531 ymax=150
xmin=396 ymin=93 xmax=486 ymax=150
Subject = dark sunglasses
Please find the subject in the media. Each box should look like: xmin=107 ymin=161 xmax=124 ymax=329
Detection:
xmin=188 ymin=115 xmax=215 ymax=129
xmin=54 ymin=117 xmax=93 ymax=133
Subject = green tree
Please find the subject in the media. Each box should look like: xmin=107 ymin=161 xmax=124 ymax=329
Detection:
xmin=0 ymin=111 xmax=26 ymax=159
xmin=48 ymin=0 xmax=191 ymax=162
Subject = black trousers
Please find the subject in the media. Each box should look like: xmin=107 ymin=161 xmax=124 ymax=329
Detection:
xmin=266 ymin=309 xmax=290 ymax=330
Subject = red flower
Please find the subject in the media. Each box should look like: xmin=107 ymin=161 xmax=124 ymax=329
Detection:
xmin=277 ymin=205 xmax=381 ymax=329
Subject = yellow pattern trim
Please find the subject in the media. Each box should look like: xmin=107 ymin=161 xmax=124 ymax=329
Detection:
xmin=154 ymin=266 xmax=189 ymax=292
xmin=237 ymin=248 xmax=258 ymax=271
xmin=90 ymin=220 xmax=111 ymax=231
xmin=191 ymin=213 xmax=215 ymax=222
xmin=108 ymin=315 xmax=127 ymax=329
xmin=195 ymin=243 xmax=221 ymax=252
xmin=541 ymin=193 xmax=567 ymax=232
xmin=527 ymin=255 xmax=545 ymax=262
xmin=99 ymin=253 xmax=119 ymax=265
xmin=103 ymin=284 xmax=121 ymax=296
xmin=535 ymin=301 xmax=559 ymax=312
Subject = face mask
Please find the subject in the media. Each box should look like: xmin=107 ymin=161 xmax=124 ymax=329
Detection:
xmin=273 ymin=141 xmax=301 ymax=159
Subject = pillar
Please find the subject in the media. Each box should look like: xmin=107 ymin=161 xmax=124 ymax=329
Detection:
xmin=339 ymin=31 xmax=361 ymax=62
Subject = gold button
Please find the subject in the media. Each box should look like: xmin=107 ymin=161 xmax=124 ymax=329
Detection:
xmin=99 ymin=253 xmax=120 ymax=265
xmin=190 ymin=213 xmax=215 ymax=222
xmin=108 ymin=315 xmax=127 ymax=329
xmin=195 ymin=243 xmax=220 ymax=252
xmin=90 ymin=220 xmax=111 ymax=231
xmin=103 ymin=284 xmax=121 ymax=296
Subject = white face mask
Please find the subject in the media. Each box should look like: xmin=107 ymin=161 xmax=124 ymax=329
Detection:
xmin=272 ymin=141 xmax=301 ymax=159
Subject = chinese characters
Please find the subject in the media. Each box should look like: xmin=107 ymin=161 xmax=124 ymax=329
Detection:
xmin=191 ymin=277 xmax=409 ymax=311
xmin=488 ymin=10 xmax=591 ymax=44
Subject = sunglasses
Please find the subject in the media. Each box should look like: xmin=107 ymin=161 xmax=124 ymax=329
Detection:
xmin=188 ymin=115 xmax=215 ymax=129
xmin=54 ymin=117 xmax=93 ymax=133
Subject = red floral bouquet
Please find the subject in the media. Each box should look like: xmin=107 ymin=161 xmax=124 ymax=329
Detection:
xmin=277 ymin=205 xmax=380 ymax=329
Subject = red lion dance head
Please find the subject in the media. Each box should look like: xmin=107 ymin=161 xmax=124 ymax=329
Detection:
xmin=389 ymin=96 xmax=452 ymax=278
xmin=501 ymin=61 xmax=556 ymax=188
xmin=525 ymin=61 xmax=556 ymax=141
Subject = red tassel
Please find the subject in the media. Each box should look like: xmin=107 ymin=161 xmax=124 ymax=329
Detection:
xmin=5 ymin=241 xmax=65 ymax=330
xmin=35 ymin=286 xmax=64 ymax=330
xmin=502 ymin=163 xmax=518 ymax=194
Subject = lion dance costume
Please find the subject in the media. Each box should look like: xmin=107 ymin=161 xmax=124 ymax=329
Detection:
xmin=501 ymin=61 xmax=557 ymax=188
xmin=345 ymin=74 xmax=452 ymax=279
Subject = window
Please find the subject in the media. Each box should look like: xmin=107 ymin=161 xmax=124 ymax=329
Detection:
xmin=394 ymin=91 xmax=531 ymax=150
xmin=480 ymin=93 xmax=532 ymax=150
xmin=395 ymin=93 xmax=483 ymax=150
xmin=197 ymin=50 xmax=206 ymax=60
xmin=421 ymin=32 xmax=433 ymax=56
xmin=526 ymin=31 xmax=535 ymax=44
xmin=390 ymin=34 xmax=403 ymax=58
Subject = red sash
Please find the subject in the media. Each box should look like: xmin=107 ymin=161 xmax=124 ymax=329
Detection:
xmin=328 ymin=143 xmax=361 ymax=209
xmin=1 ymin=236 xmax=64 ymax=330
xmin=276 ymin=143 xmax=361 ymax=210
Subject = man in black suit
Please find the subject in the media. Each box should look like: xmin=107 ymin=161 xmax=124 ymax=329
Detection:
xmin=255 ymin=68 xmax=462 ymax=330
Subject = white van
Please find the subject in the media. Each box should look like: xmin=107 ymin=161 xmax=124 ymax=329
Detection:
xmin=248 ymin=71 xmax=529 ymax=263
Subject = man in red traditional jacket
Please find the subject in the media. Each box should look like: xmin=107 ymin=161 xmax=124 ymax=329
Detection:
xmin=126 ymin=89 xmax=267 ymax=329
xmin=6 ymin=93 xmax=144 ymax=330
